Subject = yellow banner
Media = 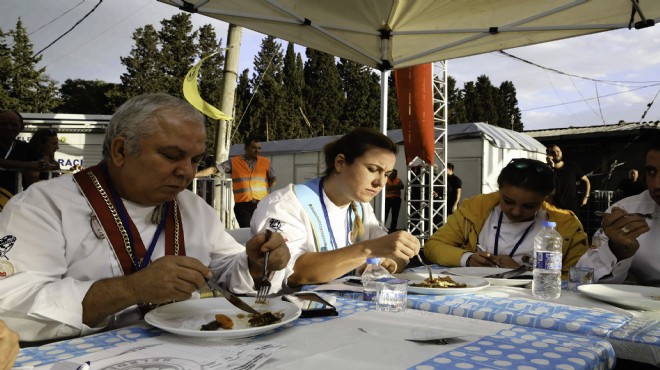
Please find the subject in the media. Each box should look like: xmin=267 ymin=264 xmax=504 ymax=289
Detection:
xmin=183 ymin=52 xmax=232 ymax=121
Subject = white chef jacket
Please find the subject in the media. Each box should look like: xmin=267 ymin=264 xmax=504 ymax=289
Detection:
xmin=577 ymin=190 xmax=660 ymax=285
xmin=0 ymin=174 xmax=276 ymax=341
xmin=250 ymin=183 xmax=388 ymax=283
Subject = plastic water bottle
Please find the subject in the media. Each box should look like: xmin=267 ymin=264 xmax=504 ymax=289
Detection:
xmin=362 ymin=257 xmax=390 ymax=302
xmin=532 ymin=221 xmax=563 ymax=299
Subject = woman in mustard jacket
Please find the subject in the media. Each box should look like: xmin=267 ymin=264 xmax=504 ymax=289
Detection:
xmin=424 ymin=158 xmax=588 ymax=278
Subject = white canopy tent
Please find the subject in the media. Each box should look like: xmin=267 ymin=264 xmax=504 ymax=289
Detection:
xmin=159 ymin=0 xmax=660 ymax=133
xmin=159 ymin=0 xmax=659 ymax=71
xmin=159 ymin=0 xmax=660 ymax=135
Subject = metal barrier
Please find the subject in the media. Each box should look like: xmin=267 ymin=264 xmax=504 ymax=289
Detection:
xmin=0 ymin=169 xmax=63 ymax=196
xmin=3 ymin=170 xmax=236 ymax=228
xmin=191 ymin=177 xmax=235 ymax=229
xmin=578 ymin=190 xmax=614 ymax=239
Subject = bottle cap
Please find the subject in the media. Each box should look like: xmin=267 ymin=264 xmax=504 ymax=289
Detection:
xmin=366 ymin=257 xmax=381 ymax=265
xmin=542 ymin=221 xmax=557 ymax=228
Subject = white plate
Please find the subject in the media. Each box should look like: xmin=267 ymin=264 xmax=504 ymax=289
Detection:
xmin=396 ymin=272 xmax=489 ymax=295
xmin=577 ymin=284 xmax=660 ymax=311
xmin=144 ymin=297 xmax=301 ymax=338
xmin=446 ymin=267 xmax=533 ymax=287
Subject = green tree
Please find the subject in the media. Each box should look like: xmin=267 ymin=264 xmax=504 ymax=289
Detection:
xmin=337 ymin=59 xmax=380 ymax=130
xmin=474 ymin=75 xmax=498 ymax=125
xmin=118 ymin=24 xmax=164 ymax=99
xmin=462 ymin=81 xmax=478 ymax=123
xmin=159 ymin=13 xmax=198 ymax=97
xmin=446 ymin=76 xmax=466 ymax=124
xmin=4 ymin=19 xmax=58 ymax=112
xmin=55 ymin=79 xmax=116 ymax=114
xmin=387 ymin=73 xmax=401 ymax=130
xmin=196 ymin=24 xmax=225 ymax=152
xmin=303 ymin=48 xmax=344 ymax=135
xmin=499 ymin=81 xmax=523 ymax=131
xmin=447 ymin=75 xmax=523 ymax=129
xmin=0 ymin=27 xmax=15 ymax=108
xmin=242 ymin=36 xmax=285 ymax=141
xmin=116 ymin=13 xmax=225 ymax=116
xmin=281 ymin=42 xmax=306 ymax=137
xmin=232 ymin=68 xmax=252 ymax=143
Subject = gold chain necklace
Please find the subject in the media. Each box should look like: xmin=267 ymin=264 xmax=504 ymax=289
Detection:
xmin=87 ymin=172 xmax=179 ymax=269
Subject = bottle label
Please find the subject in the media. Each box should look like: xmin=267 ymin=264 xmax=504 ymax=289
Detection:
xmin=534 ymin=251 xmax=562 ymax=270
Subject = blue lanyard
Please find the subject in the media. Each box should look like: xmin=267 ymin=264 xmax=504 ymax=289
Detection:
xmin=102 ymin=163 xmax=168 ymax=271
xmin=318 ymin=178 xmax=352 ymax=249
xmin=493 ymin=211 xmax=534 ymax=257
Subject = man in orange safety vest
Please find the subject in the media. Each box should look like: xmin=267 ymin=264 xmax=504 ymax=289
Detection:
xmin=196 ymin=137 xmax=276 ymax=227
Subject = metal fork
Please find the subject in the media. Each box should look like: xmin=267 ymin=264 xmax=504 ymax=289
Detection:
xmin=256 ymin=230 xmax=273 ymax=303
xmin=416 ymin=254 xmax=434 ymax=281
xmin=255 ymin=251 xmax=271 ymax=303
xmin=594 ymin=210 xmax=660 ymax=220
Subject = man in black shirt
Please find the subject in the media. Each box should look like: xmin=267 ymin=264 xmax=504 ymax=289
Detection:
xmin=446 ymin=163 xmax=462 ymax=215
xmin=546 ymin=144 xmax=591 ymax=214
xmin=0 ymin=110 xmax=42 ymax=195
xmin=615 ymin=169 xmax=646 ymax=199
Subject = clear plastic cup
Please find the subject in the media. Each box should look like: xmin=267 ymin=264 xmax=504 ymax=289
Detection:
xmin=375 ymin=277 xmax=408 ymax=312
xmin=568 ymin=267 xmax=594 ymax=293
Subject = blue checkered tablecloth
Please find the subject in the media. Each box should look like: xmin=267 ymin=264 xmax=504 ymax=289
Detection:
xmin=16 ymin=297 xmax=615 ymax=369
xmin=313 ymin=266 xmax=660 ymax=366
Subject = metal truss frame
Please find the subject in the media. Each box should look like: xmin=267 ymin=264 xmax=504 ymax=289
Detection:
xmin=405 ymin=61 xmax=449 ymax=246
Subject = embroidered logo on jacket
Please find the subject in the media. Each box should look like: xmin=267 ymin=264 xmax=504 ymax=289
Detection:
xmin=269 ymin=218 xmax=283 ymax=232
xmin=0 ymin=235 xmax=16 ymax=259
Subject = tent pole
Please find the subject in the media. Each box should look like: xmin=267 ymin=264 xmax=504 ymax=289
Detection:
xmin=377 ymin=69 xmax=390 ymax=226
xmin=214 ymin=24 xmax=242 ymax=226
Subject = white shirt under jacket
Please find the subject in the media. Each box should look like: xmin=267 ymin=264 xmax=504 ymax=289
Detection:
xmin=0 ymin=175 xmax=276 ymax=342
xmin=577 ymin=190 xmax=660 ymax=285
xmin=251 ymin=183 xmax=388 ymax=284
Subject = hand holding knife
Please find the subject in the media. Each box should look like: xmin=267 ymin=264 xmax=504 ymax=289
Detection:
xmin=475 ymin=244 xmax=499 ymax=268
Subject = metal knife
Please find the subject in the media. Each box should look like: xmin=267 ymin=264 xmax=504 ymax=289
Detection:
xmin=484 ymin=265 xmax=530 ymax=279
xmin=206 ymin=279 xmax=260 ymax=315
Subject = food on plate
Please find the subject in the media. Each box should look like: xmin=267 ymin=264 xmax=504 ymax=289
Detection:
xmin=200 ymin=313 xmax=234 ymax=331
xmin=248 ymin=311 xmax=285 ymax=327
xmin=410 ymin=275 xmax=467 ymax=288
xmin=200 ymin=311 xmax=285 ymax=331
xmin=215 ymin=313 xmax=234 ymax=329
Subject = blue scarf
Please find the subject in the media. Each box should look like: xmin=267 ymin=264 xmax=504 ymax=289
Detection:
xmin=293 ymin=177 xmax=363 ymax=252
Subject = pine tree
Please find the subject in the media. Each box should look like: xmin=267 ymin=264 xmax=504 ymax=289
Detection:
xmin=6 ymin=19 xmax=58 ymax=112
xmin=232 ymin=69 xmax=252 ymax=143
xmin=474 ymin=75 xmax=498 ymax=125
xmin=337 ymin=59 xmax=380 ymax=130
xmin=303 ymin=48 xmax=344 ymax=135
xmin=159 ymin=13 xmax=198 ymax=98
xmin=446 ymin=76 xmax=466 ymax=124
xmin=462 ymin=81 xmax=478 ymax=123
xmin=281 ymin=42 xmax=305 ymax=138
xmin=243 ymin=36 xmax=285 ymax=141
xmin=0 ymin=27 xmax=14 ymax=108
xmin=499 ymin=81 xmax=523 ymax=131
xmin=118 ymin=24 xmax=164 ymax=99
xmin=56 ymin=79 xmax=116 ymax=114
xmin=197 ymin=24 xmax=225 ymax=153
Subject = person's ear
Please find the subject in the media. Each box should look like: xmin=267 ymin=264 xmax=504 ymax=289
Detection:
xmin=334 ymin=154 xmax=345 ymax=173
xmin=110 ymin=137 xmax=128 ymax=166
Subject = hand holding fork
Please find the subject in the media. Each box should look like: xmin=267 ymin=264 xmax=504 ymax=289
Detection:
xmin=256 ymin=230 xmax=273 ymax=303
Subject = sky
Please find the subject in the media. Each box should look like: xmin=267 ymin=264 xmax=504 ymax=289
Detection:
xmin=2 ymin=0 xmax=660 ymax=131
